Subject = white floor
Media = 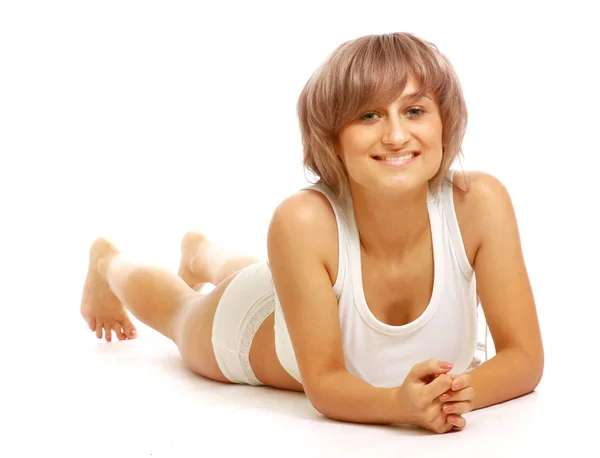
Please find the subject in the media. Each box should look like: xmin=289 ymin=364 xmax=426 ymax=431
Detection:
xmin=3 ymin=251 xmax=597 ymax=458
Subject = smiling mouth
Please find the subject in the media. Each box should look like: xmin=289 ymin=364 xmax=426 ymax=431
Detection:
xmin=372 ymin=151 xmax=420 ymax=162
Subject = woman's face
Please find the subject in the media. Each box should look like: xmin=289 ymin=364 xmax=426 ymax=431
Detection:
xmin=336 ymin=76 xmax=444 ymax=196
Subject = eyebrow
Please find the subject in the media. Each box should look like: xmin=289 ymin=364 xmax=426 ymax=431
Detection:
xmin=365 ymin=90 xmax=434 ymax=111
xmin=400 ymin=91 xmax=433 ymax=102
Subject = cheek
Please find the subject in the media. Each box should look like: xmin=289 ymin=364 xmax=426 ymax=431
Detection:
xmin=337 ymin=142 xmax=363 ymax=168
xmin=337 ymin=147 xmax=373 ymax=182
xmin=426 ymin=148 xmax=445 ymax=177
xmin=337 ymin=124 xmax=376 ymax=152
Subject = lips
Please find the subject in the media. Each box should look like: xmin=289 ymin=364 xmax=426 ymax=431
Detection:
xmin=372 ymin=150 xmax=420 ymax=161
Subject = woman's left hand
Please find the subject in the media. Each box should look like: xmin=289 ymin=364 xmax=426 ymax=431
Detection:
xmin=438 ymin=373 xmax=475 ymax=427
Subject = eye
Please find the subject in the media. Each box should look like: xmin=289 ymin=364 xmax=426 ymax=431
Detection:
xmin=359 ymin=107 xmax=425 ymax=123
xmin=359 ymin=111 xmax=380 ymax=122
xmin=406 ymin=107 xmax=425 ymax=119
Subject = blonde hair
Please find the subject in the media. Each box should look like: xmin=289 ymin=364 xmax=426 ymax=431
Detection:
xmin=298 ymin=32 xmax=468 ymax=198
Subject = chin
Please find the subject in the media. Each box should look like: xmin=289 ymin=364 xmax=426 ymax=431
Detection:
xmin=381 ymin=169 xmax=436 ymax=192
xmin=349 ymin=159 xmax=440 ymax=195
xmin=381 ymin=180 xmax=427 ymax=195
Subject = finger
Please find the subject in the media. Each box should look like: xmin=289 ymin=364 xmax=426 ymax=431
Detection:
xmin=443 ymin=400 xmax=474 ymax=416
xmin=95 ymin=321 xmax=104 ymax=339
xmin=447 ymin=414 xmax=466 ymax=429
xmin=440 ymin=386 xmax=475 ymax=403
xmin=433 ymin=412 xmax=463 ymax=434
xmin=434 ymin=416 xmax=456 ymax=434
xmin=409 ymin=359 xmax=455 ymax=382
xmin=450 ymin=374 xmax=472 ymax=391
xmin=436 ymin=371 xmax=464 ymax=379
xmin=424 ymin=374 xmax=453 ymax=401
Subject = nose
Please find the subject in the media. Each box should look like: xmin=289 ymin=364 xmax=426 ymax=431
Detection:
xmin=382 ymin=115 xmax=410 ymax=147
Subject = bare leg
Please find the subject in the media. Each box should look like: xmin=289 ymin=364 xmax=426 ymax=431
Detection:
xmin=80 ymin=233 xmax=301 ymax=389
xmin=81 ymin=233 xmax=261 ymax=343
xmin=81 ymin=237 xmax=197 ymax=342
xmin=177 ymin=233 xmax=302 ymax=391
xmin=177 ymin=232 xmax=260 ymax=288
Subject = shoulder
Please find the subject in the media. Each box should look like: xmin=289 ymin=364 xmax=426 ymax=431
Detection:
xmin=268 ymin=189 xmax=339 ymax=283
xmin=450 ymin=170 xmax=516 ymax=265
xmin=272 ymin=188 xmax=336 ymax=224
xmin=269 ymin=189 xmax=338 ymax=241
xmin=451 ymin=170 xmax=512 ymax=210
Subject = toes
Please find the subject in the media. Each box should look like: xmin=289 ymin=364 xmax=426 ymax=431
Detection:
xmin=87 ymin=318 xmax=96 ymax=332
xmin=104 ymin=325 xmax=112 ymax=342
xmin=113 ymin=324 xmax=126 ymax=341
xmin=123 ymin=323 xmax=138 ymax=339
xmin=95 ymin=321 xmax=104 ymax=339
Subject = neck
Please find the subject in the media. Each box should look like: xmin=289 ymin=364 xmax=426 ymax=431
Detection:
xmin=350 ymin=183 xmax=430 ymax=260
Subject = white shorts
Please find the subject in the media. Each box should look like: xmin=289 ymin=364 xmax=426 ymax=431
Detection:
xmin=211 ymin=262 xmax=275 ymax=386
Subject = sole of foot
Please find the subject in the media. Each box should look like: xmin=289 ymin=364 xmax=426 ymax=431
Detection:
xmin=80 ymin=237 xmax=138 ymax=342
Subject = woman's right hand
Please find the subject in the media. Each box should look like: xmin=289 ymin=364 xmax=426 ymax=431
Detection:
xmin=395 ymin=358 xmax=467 ymax=433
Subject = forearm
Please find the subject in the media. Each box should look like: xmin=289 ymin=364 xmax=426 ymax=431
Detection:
xmin=310 ymin=370 xmax=402 ymax=425
xmin=468 ymin=348 xmax=543 ymax=411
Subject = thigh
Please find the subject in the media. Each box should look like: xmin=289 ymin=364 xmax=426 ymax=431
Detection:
xmin=174 ymin=273 xmax=238 ymax=384
xmin=175 ymin=267 xmax=304 ymax=391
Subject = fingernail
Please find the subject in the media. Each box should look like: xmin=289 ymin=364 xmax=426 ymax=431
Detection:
xmin=444 ymin=404 xmax=454 ymax=413
xmin=441 ymin=361 xmax=454 ymax=369
xmin=440 ymin=394 xmax=450 ymax=401
xmin=452 ymin=381 xmax=460 ymax=390
xmin=448 ymin=416 xmax=457 ymax=425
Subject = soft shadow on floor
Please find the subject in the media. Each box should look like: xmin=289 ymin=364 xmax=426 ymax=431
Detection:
xmin=146 ymin=348 xmax=460 ymax=437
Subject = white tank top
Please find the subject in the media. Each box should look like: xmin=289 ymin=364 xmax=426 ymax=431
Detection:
xmin=273 ymin=170 xmax=489 ymax=388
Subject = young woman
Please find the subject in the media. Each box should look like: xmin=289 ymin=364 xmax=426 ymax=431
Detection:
xmin=80 ymin=32 xmax=544 ymax=434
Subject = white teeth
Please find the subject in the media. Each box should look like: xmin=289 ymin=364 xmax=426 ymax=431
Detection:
xmin=377 ymin=152 xmax=415 ymax=161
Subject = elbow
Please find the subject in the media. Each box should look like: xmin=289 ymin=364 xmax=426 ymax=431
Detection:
xmin=498 ymin=346 xmax=544 ymax=395
xmin=306 ymin=390 xmax=340 ymax=421
xmin=523 ymin=348 xmax=545 ymax=393
xmin=312 ymin=401 xmax=342 ymax=422
xmin=531 ymin=355 xmax=544 ymax=391
xmin=303 ymin=371 xmax=346 ymax=422
xmin=304 ymin=382 xmax=337 ymax=421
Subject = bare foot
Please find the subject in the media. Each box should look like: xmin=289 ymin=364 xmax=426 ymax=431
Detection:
xmin=177 ymin=231 xmax=212 ymax=289
xmin=80 ymin=237 xmax=137 ymax=342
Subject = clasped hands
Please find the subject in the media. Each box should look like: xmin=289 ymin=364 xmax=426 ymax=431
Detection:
xmin=396 ymin=358 xmax=474 ymax=434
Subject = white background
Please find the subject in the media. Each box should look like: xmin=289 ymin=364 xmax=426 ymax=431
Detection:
xmin=1 ymin=1 xmax=599 ymax=456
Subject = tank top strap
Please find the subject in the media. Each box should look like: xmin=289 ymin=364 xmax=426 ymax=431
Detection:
xmin=439 ymin=169 xmax=474 ymax=279
xmin=300 ymin=183 xmax=350 ymax=296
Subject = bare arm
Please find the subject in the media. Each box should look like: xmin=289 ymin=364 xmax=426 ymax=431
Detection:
xmin=455 ymin=172 xmax=544 ymax=410
xmin=267 ymin=191 xmax=404 ymax=424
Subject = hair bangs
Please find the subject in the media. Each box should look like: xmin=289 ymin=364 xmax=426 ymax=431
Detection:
xmin=298 ymin=32 xmax=468 ymax=198
xmin=335 ymin=36 xmax=445 ymax=131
